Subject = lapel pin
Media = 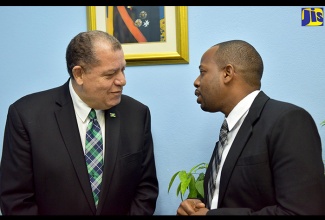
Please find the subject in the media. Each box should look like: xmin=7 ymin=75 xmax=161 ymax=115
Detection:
xmin=110 ymin=113 xmax=116 ymax=118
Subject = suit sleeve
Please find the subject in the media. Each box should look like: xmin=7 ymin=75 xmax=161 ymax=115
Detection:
xmin=129 ymin=107 xmax=159 ymax=215
xmin=0 ymin=104 xmax=38 ymax=215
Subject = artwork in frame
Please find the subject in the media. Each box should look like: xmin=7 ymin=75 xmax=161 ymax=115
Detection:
xmin=87 ymin=6 xmax=189 ymax=66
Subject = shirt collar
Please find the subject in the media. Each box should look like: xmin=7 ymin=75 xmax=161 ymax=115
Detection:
xmin=226 ymin=90 xmax=260 ymax=132
xmin=69 ymin=79 xmax=92 ymax=123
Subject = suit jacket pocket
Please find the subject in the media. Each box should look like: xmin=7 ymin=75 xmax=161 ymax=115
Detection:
xmin=120 ymin=150 xmax=143 ymax=164
xmin=236 ymin=152 xmax=269 ymax=166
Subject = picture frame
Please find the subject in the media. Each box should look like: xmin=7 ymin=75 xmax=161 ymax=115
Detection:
xmin=86 ymin=6 xmax=189 ymax=66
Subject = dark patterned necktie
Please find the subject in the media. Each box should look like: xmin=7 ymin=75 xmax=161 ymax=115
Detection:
xmin=85 ymin=109 xmax=104 ymax=207
xmin=207 ymin=119 xmax=228 ymax=209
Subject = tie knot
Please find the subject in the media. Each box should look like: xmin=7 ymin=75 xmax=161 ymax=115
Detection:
xmin=221 ymin=119 xmax=228 ymax=133
xmin=219 ymin=119 xmax=228 ymax=147
xmin=88 ymin=109 xmax=97 ymax=120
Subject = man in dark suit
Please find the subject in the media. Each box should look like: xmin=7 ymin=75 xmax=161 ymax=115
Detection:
xmin=176 ymin=40 xmax=325 ymax=215
xmin=0 ymin=30 xmax=159 ymax=215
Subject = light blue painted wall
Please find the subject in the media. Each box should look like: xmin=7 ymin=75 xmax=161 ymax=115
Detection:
xmin=0 ymin=6 xmax=324 ymax=215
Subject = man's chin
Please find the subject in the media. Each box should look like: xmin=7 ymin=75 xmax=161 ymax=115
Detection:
xmin=104 ymin=98 xmax=122 ymax=109
xmin=200 ymin=105 xmax=211 ymax=112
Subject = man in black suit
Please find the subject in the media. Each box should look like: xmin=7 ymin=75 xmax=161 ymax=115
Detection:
xmin=0 ymin=30 xmax=159 ymax=215
xmin=177 ymin=40 xmax=325 ymax=215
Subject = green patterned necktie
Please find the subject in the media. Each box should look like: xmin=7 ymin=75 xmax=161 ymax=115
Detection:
xmin=85 ymin=109 xmax=104 ymax=207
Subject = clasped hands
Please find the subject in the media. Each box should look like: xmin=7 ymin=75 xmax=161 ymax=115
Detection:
xmin=176 ymin=198 xmax=209 ymax=215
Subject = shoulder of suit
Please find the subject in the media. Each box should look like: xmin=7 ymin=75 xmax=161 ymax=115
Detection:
xmin=121 ymin=94 xmax=148 ymax=109
xmin=13 ymin=84 xmax=64 ymax=107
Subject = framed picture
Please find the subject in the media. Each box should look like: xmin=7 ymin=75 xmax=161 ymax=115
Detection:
xmin=87 ymin=6 xmax=189 ymax=66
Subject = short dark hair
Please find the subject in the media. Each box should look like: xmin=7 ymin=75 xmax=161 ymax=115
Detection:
xmin=65 ymin=30 xmax=122 ymax=77
xmin=213 ymin=40 xmax=263 ymax=88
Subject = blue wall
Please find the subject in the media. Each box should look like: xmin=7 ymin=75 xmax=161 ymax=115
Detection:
xmin=0 ymin=6 xmax=324 ymax=215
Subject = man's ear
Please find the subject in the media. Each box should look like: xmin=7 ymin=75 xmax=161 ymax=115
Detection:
xmin=72 ymin=66 xmax=84 ymax=85
xmin=224 ymin=64 xmax=235 ymax=83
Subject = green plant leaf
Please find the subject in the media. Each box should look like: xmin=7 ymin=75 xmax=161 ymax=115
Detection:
xmin=179 ymin=171 xmax=192 ymax=195
xmin=168 ymin=171 xmax=180 ymax=193
xmin=189 ymin=162 xmax=207 ymax=173
xmin=321 ymin=120 xmax=325 ymax=126
xmin=176 ymin=182 xmax=186 ymax=201
xmin=188 ymin=175 xmax=198 ymax=198
xmin=195 ymin=179 xmax=204 ymax=198
xmin=178 ymin=170 xmax=188 ymax=182
xmin=197 ymin=172 xmax=205 ymax=181
xmin=176 ymin=182 xmax=181 ymax=197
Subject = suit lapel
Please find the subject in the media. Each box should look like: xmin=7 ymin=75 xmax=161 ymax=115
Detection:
xmin=218 ymin=91 xmax=270 ymax=207
xmin=96 ymin=106 xmax=121 ymax=213
xmin=54 ymin=81 xmax=96 ymax=213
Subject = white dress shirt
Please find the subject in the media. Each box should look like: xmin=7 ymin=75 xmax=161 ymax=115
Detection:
xmin=69 ymin=79 xmax=105 ymax=158
xmin=210 ymin=90 xmax=260 ymax=209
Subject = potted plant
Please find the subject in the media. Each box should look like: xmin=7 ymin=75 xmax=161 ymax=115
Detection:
xmin=168 ymin=162 xmax=208 ymax=201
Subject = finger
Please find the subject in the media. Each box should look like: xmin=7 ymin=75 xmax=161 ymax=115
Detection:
xmin=196 ymin=202 xmax=206 ymax=208
xmin=176 ymin=207 xmax=188 ymax=216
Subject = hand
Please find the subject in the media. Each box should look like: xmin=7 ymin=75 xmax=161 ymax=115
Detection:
xmin=176 ymin=199 xmax=207 ymax=215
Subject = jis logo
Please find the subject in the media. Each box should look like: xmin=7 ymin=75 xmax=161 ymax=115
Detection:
xmin=301 ymin=8 xmax=323 ymax=26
